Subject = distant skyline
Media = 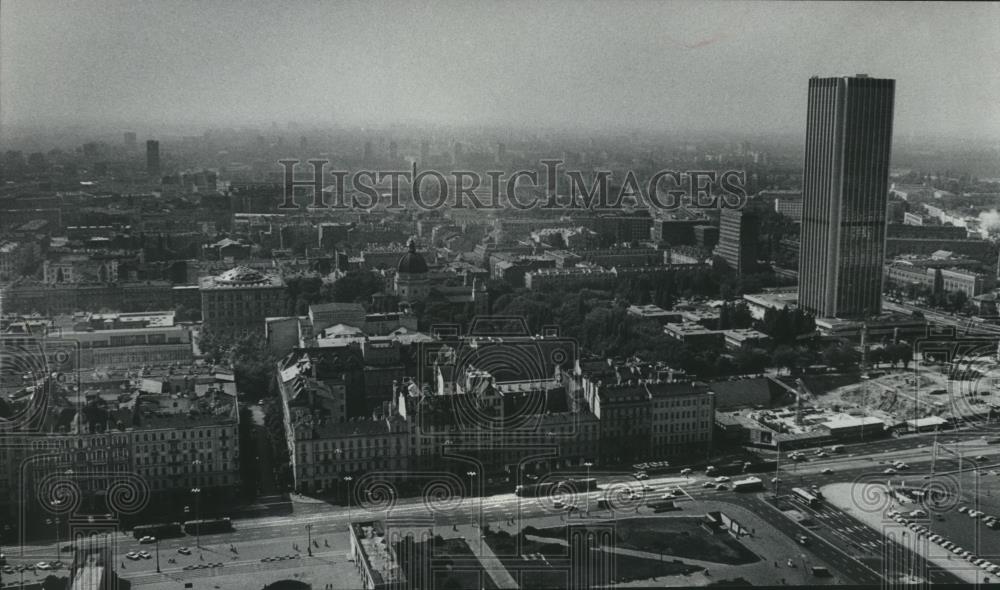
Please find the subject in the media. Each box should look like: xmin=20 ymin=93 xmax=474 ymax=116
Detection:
xmin=2 ymin=1 xmax=999 ymax=140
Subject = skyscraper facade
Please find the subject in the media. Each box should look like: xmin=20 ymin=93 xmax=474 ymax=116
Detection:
xmin=798 ymin=75 xmax=895 ymax=319
xmin=714 ymin=208 xmax=758 ymax=276
xmin=146 ymin=139 xmax=160 ymax=177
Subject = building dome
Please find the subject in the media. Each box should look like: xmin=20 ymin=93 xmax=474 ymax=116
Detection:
xmin=217 ymin=266 xmax=267 ymax=284
xmin=397 ymin=240 xmax=428 ymax=274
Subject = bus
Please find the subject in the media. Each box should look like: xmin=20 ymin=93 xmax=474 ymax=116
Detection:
xmin=183 ymin=518 xmax=233 ymax=535
xmin=733 ymin=477 xmax=763 ymax=492
xmin=132 ymin=522 xmax=183 ymax=540
xmin=792 ymin=487 xmax=821 ymax=507
xmin=633 ymin=461 xmax=671 ymax=476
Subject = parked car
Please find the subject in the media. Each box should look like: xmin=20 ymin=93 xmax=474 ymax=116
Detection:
xmin=178 ymin=547 xmax=192 ymax=555
xmin=139 ymin=536 xmax=156 ymax=544
xmin=138 ymin=551 xmax=152 ymax=559
xmin=821 ymin=468 xmax=834 ymax=475
xmin=716 ymin=484 xmax=730 ymax=492
xmin=35 ymin=562 xmax=51 ymax=571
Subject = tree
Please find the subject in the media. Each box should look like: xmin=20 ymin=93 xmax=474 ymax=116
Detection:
xmin=773 ymin=345 xmax=798 ymax=375
xmin=734 ymin=348 xmax=770 ymax=375
xmin=332 ymin=270 xmax=385 ymax=304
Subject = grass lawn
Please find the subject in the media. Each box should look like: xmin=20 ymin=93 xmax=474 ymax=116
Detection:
xmin=483 ymin=527 xmax=701 ymax=589
xmin=531 ymin=517 xmax=760 ymax=565
xmin=393 ymin=535 xmax=499 ymax=590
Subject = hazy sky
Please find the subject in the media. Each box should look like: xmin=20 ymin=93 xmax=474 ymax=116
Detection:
xmin=2 ymin=1 xmax=998 ymax=139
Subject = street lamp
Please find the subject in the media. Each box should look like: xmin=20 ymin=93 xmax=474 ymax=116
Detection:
xmin=343 ymin=476 xmax=353 ymax=527
xmin=583 ymin=462 xmax=593 ymax=513
xmin=0 ymin=524 xmax=9 ymax=587
xmin=467 ymin=471 xmax=481 ymax=549
xmin=190 ymin=487 xmax=202 ymax=548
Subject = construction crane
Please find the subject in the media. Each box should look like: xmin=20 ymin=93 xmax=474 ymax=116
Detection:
xmin=794 ymin=378 xmax=814 ymax=426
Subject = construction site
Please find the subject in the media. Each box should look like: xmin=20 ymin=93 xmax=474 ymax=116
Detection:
xmin=720 ymin=324 xmax=1000 ymax=450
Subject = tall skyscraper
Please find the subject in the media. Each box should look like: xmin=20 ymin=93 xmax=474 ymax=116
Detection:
xmin=146 ymin=140 xmax=161 ymax=177
xmin=714 ymin=208 xmax=757 ymax=275
xmin=798 ymin=75 xmax=895 ymax=319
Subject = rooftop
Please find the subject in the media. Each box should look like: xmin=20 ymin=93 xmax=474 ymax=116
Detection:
xmin=199 ymin=266 xmax=284 ymax=289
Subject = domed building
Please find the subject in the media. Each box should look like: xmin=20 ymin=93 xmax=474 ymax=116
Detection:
xmin=394 ymin=240 xmax=430 ymax=304
xmin=199 ymin=265 xmax=287 ymax=335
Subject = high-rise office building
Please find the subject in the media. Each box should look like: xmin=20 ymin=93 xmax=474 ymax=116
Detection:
xmin=798 ymin=75 xmax=895 ymax=319
xmin=714 ymin=208 xmax=758 ymax=275
xmin=146 ymin=140 xmax=160 ymax=177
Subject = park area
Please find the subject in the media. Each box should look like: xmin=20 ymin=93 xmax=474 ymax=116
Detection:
xmin=530 ymin=518 xmax=760 ymax=566
xmin=392 ymin=535 xmax=499 ymax=590
xmin=476 ymin=516 xmax=761 ymax=588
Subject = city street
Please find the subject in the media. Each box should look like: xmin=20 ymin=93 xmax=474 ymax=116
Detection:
xmin=5 ymin=451 xmax=981 ymax=588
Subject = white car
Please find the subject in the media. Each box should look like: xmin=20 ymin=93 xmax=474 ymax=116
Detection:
xmin=883 ymin=468 xmax=897 ymax=474
xmin=139 ymin=536 xmax=156 ymax=544
xmin=126 ymin=552 xmax=140 ymax=560
xmin=552 ymin=500 xmax=565 ymax=509
xmin=959 ymin=506 xmax=969 ymax=514
xmin=634 ymin=473 xmax=649 ymax=480
xmin=822 ymin=468 xmax=834 ymax=474
xmin=680 ymin=468 xmax=693 ymax=476
xmin=714 ymin=476 xmax=731 ymax=484
xmin=138 ymin=551 xmax=152 ymax=559
xmin=35 ymin=562 xmax=51 ymax=570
